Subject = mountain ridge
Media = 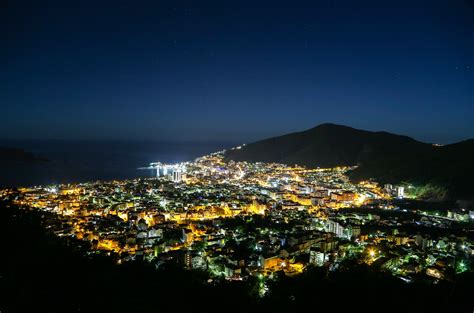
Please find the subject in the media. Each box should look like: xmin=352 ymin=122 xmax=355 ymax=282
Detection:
xmin=224 ymin=123 xmax=474 ymax=199
xmin=0 ymin=147 xmax=47 ymax=163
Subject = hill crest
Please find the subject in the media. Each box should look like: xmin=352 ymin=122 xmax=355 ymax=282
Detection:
xmin=224 ymin=123 xmax=474 ymax=199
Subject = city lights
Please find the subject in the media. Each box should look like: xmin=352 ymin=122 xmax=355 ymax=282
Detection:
xmin=1 ymin=149 xmax=472 ymax=296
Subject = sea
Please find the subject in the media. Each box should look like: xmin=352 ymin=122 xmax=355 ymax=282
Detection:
xmin=0 ymin=140 xmax=235 ymax=188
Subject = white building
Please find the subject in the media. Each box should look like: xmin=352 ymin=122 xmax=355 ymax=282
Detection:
xmin=326 ymin=220 xmax=345 ymax=237
xmin=172 ymin=170 xmax=182 ymax=183
xmin=397 ymin=186 xmax=405 ymax=198
xmin=309 ymin=250 xmax=326 ymax=266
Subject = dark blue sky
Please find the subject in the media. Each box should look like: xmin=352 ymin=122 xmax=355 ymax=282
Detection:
xmin=2 ymin=0 xmax=473 ymax=144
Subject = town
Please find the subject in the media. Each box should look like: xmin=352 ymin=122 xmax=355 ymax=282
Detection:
xmin=1 ymin=149 xmax=472 ymax=297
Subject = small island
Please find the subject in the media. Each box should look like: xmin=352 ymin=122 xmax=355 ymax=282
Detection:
xmin=0 ymin=147 xmax=47 ymax=162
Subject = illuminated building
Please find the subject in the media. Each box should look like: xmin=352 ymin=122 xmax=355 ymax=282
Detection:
xmin=326 ymin=220 xmax=345 ymax=237
xmin=397 ymin=186 xmax=405 ymax=198
xmin=309 ymin=249 xmax=326 ymax=266
xmin=182 ymin=228 xmax=193 ymax=243
xmin=172 ymin=170 xmax=182 ymax=183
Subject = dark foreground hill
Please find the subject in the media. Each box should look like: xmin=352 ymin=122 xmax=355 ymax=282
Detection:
xmin=224 ymin=124 xmax=474 ymax=199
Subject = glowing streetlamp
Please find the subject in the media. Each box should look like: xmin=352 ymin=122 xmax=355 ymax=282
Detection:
xmin=368 ymin=249 xmax=376 ymax=258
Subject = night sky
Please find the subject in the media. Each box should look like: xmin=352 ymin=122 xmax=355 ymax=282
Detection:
xmin=2 ymin=0 xmax=473 ymax=144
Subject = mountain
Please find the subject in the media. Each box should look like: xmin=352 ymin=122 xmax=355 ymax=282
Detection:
xmin=0 ymin=147 xmax=47 ymax=162
xmin=224 ymin=124 xmax=474 ymax=199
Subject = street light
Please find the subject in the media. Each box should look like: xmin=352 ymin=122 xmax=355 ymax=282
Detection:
xmin=369 ymin=249 xmax=376 ymax=258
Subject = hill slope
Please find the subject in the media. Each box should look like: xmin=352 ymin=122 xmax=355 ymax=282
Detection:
xmin=224 ymin=124 xmax=474 ymax=199
xmin=0 ymin=147 xmax=46 ymax=162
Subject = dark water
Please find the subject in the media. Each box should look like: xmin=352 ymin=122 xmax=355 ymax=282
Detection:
xmin=0 ymin=140 xmax=234 ymax=188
